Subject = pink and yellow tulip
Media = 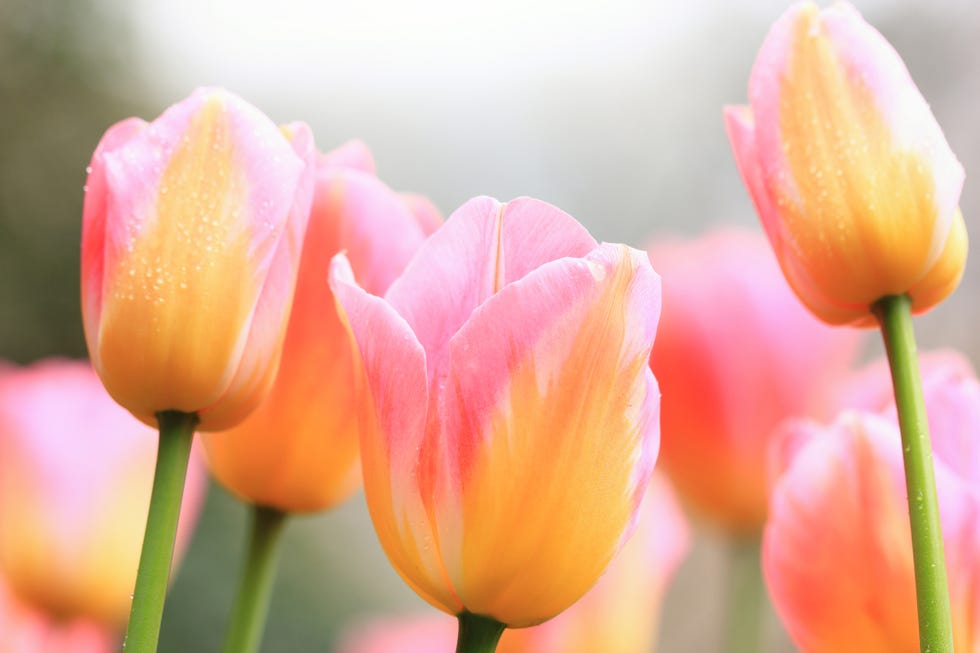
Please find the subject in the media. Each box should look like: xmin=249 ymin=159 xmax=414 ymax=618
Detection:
xmin=649 ymin=228 xmax=861 ymax=533
xmin=725 ymin=2 xmax=967 ymax=326
xmin=81 ymin=87 xmax=316 ymax=430
xmin=336 ymin=473 xmax=690 ymax=653
xmin=763 ymin=366 xmax=980 ymax=652
xmin=330 ymin=196 xmax=661 ymax=627
xmin=0 ymin=360 xmax=206 ymax=628
xmin=204 ymin=142 xmax=438 ymax=513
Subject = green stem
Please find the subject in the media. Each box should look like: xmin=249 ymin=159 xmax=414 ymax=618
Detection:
xmin=222 ymin=505 xmax=289 ymax=653
xmin=726 ymin=537 xmax=765 ymax=653
xmin=455 ymin=612 xmax=506 ymax=653
xmin=874 ymin=294 xmax=954 ymax=653
xmin=124 ymin=410 xmax=198 ymax=652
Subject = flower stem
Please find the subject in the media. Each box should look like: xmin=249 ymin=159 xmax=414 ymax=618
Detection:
xmin=873 ymin=294 xmax=954 ymax=653
xmin=455 ymin=612 xmax=506 ymax=653
xmin=124 ymin=410 xmax=198 ymax=652
xmin=726 ymin=536 xmax=765 ymax=653
xmin=222 ymin=505 xmax=289 ymax=653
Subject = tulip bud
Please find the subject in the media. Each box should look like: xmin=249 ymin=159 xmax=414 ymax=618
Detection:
xmin=81 ymin=87 xmax=315 ymax=430
xmin=725 ymin=2 xmax=967 ymax=326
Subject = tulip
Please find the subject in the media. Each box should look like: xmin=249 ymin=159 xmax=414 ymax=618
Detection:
xmin=0 ymin=360 xmax=206 ymax=628
xmin=724 ymin=2 xmax=967 ymax=327
xmin=649 ymin=228 xmax=862 ymax=534
xmin=81 ymin=87 xmax=315 ymax=431
xmin=0 ymin=578 xmax=116 ymax=653
xmin=336 ymin=472 xmax=689 ymax=653
xmin=764 ymin=368 xmax=980 ymax=652
xmin=204 ymin=142 xmax=437 ymax=513
xmin=330 ymin=196 xmax=661 ymax=632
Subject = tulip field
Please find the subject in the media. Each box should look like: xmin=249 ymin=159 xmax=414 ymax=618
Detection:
xmin=1 ymin=2 xmax=978 ymax=652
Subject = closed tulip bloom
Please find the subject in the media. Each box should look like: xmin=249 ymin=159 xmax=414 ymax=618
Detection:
xmin=649 ymin=228 xmax=861 ymax=533
xmin=330 ymin=196 xmax=661 ymax=627
xmin=0 ymin=579 xmax=115 ymax=653
xmin=81 ymin=87 xmax=315 ymax=430
xmin=725 ymin=2 xmax=967 ymax=326
xmin=204 ymin=143 xmax=437 ymax=512
xmin=764 ymin=370 xmax=980 ymax=652
xmin=0 ymin=360 xmax=206 ymax=627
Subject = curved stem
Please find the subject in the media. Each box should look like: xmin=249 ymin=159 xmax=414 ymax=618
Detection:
xmin=455 ymin=612 xmax=506 ymax=653
xmin=874 ymin=294 xmax=954 ymax=653
xmin=726 ymin=536 xmax=765 ymax=653
xmin=222 ymin=505 xmax=289 ymax=653
xmin=124 ymin=410 xmax=198 ymax=652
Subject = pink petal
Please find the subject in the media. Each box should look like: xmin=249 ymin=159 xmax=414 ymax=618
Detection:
xmin=320 ymin=168 xmax=429 ymax=296
xmin=433 ymin=243 xmax=660 ymax=625
xmin=399 ymin=192 xmax=443 ymax=236
xmin=199 ymin=119 xmax=317 ymax=430
xmin=318 ymin=139 xmax=377 ymax=174
xmin=329 ymin=254 xmax=460 ymax=612
xmin=385 ymin=196 xmax=597 ymax=389
xmin=80 ymin=117 xmax=148 ymax=373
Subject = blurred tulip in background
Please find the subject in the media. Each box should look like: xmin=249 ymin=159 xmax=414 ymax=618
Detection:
xmin=204 ymin=141 xmax=438 ymax=513
xmin=764 ymin=365 xmax=980 ymax=652
xmin=649 ymin=228 xmax=862 ymax=534
xmin=0 ymin=360 xmax=206 ymax=629
xmin=0 ymin=578 xmax=115 ymax=653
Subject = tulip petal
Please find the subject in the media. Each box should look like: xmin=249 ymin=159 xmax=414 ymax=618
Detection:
xmin=200 ymin=120 xmax=316 ymax=430
xmin=723 ymin=106 xmax=863 ymax=325
xmin=80 ymin=117 xmax=148 ymax=373
xmin=326 ymin=170 xmax=430 ymax=296
xmin=329 ymin=254 xmax=461 ymax=613
xmin=385 ymin=196 xmax=597 ymax=388
xmin=400 ymin=192 xmax=443 ymax=235
xmin=921 ymin=372 xmax=980 ymax=489
xmin=429 ymin=243 xmax=660 ymax=626
xmin=318 ymin=138 xmax=377 ymax=174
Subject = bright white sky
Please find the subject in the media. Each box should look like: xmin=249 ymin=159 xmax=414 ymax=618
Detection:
xmin=128 ymin=0 xmax=905 ymax=110
xmin=133 ymin=0 xmax=706 ymax=90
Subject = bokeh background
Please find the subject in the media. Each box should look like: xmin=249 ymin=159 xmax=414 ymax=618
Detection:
xmin=1 ymin=0 xmax=977 ymax=650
